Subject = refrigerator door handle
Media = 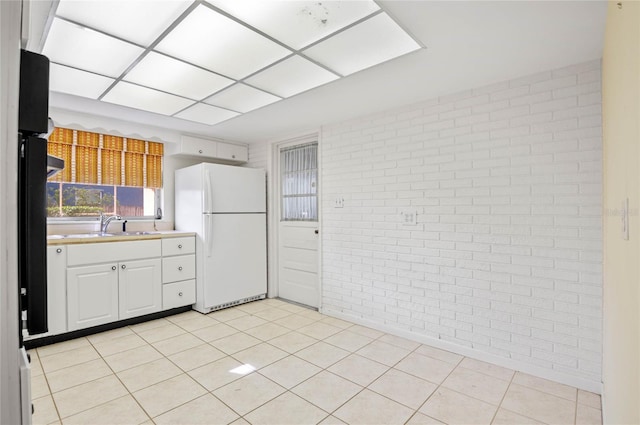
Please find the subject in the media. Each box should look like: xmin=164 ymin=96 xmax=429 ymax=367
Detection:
xmin=205 ymin=214 xmax=214 ymax=258
xmin=204 ymin=168 xmax=213 ymax=213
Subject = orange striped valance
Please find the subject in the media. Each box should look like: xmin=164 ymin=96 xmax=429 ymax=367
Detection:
xmin=47 ymin=128 xmax=163 ymax=189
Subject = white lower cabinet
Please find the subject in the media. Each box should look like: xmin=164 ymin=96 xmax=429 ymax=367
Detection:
xmin=163 ymin=280 xmax=196 ymax=310
xmin=118 ymin=258 xmax=162 ymax=320
xmin=46 ymin=235 xmax=195 ymax=336
xmin=67 ymin=263 xmax=119 ymax=331
xmin=46 ymin=246 xmax=68 ymax=336
xmin=67 ymin=258 xmax=162 ymax=331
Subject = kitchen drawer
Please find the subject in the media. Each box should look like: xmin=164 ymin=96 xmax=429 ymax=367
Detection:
xmin=163 ymin=280 xmax=195 ymax=309
xmin=162 ymin=254 xmax=195 ymax=283
xmin=67 ymin=240 xmax=161 ymax=267
xmin=162 ymin=237 xmax=195 ymax=256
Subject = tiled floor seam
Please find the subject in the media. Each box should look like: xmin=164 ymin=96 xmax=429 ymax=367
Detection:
xmin=85 ymin=337 xmax=154 ymax=423
xmin=488 ymin=367 xmax=516 ymax=424
xmin=30 ymin=300 xmax=601 ymax=425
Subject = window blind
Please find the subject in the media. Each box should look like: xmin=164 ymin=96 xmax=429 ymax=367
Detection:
xmin=47 ymin=127 xmax=164 ymax=188
xmin=280 ymin=142 xmax=318 ymax=221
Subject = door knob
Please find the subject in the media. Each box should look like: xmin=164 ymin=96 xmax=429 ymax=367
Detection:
xmin=111 ymin=266 xmax=116 ymax=271
xmin=56 ymin=248 xmax=62 ymax=253
xmin=178 ymin=244 xmax=182 ymax=249
xmin=314 ymin=229 xmax=319 ymax=234
xmin=178 ymin=266 xmax=183 ymax=271
xmin=178 ymin=292 xmax=183 ymax=297
xmin=121 ymin=264 xmax=126 ymax=269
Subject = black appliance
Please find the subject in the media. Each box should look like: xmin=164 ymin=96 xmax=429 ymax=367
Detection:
xmin=17 ymin=49 xmax=62 ymax=338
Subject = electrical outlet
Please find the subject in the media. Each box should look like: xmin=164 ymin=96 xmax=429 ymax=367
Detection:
xmin=334 ymin=198 xmax=344 ymax=208
xmin=401 ymin=210 xmax=418 ymax=226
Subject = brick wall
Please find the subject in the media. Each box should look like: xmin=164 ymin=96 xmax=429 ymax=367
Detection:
xmin=320 ymin=60 xmax=602 ymax=386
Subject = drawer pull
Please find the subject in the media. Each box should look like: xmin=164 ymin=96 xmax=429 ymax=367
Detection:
xmin=121 ymin=264 xmax=126 ymax=270
xmin=178 ymin=266 xmax=183 ymax=271
xmin=178 ymin=292 xmax=183 ymax=297
xmin=111 ymin=266 xmax=116 ymax=271
xmin=178 ymin=244 xmax=182 ymax=249
xmin=198 ymin=149 xmax=203 ymax=154
xmin=56 ymin=248 xmax=62 ymax=253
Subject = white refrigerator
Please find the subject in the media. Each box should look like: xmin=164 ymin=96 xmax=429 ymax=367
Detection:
xmin=175 ymin=163 xmax=267 ymax=313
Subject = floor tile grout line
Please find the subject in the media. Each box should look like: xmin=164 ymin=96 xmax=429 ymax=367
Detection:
xmin=489 ymin=368 xmax=517 ymax=424
xmin=87 ymin=330 xmax=154 ymax=423
xmin=33 ymin=300 xmax=598 ymax=425
xmin=410 ymin=351 xmax=467 ymax=423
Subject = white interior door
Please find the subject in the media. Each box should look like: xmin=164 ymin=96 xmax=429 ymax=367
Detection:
xmin=277 ymin=142 xmax=320 ymax=308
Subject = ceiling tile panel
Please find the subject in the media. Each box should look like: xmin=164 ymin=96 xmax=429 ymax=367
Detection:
xmin=303 ymin=13 xmax=421 ymax=76
xmin=124 ymin=52 xmax=234 ymax=100
xmin=174 ymin=103 xmax=240 ymax=126
xmin=205 ymin=0 xmax=380 ymax=50
xmin=203 ymin=83 xmax=281 ymax=113
xmin=49 ymin=63 xmax=115 ymax=99
xmin=155 ymin=4 xmax=291 ymax=79
xmin=101 ymin=82 xmax=194 ymax=115
xmin=245 ymin=55 xmax=339 ymax=98
xmin=43 ymin=18 xmax=145 ymax=78
xmin=55 ymin=0 xmax=192 ymax=47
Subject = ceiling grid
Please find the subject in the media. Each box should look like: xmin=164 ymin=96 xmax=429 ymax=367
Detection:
xmin=43 ymin=0 xmax=422 ymax=127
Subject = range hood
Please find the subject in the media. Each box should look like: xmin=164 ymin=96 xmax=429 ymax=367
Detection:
xmin=46 ymin=154 xmax=63 ymax=178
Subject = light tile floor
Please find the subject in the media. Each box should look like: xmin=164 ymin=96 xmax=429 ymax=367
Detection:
xmin=29 ymin=298 xmax=602 ymax=425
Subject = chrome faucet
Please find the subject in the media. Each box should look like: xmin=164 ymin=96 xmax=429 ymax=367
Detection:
xmin=99 ymin=213 xmax=122 ymax=233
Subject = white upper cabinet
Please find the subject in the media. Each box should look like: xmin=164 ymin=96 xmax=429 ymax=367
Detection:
xmin=177 ymin=135 xmax=248 ymax=164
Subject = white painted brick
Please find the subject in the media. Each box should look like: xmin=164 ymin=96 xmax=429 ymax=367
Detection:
xmin=553 ymin=82 xmax=601 ymax=99
xmin=531 ymin=97 xmax=578 ymax=114
xmin=510 ymin=91 xmax=553 ymax=107
xmin=321 ymin=61 xmax=602 ymax=385
xmin=530 ymin=75 xmax=577 ymax=93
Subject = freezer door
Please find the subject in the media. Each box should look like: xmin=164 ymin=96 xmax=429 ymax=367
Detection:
xmin=204 ymin=164 xmax=265 ymax=213
xmin=203 ymin=214 xmax=267 ymax=308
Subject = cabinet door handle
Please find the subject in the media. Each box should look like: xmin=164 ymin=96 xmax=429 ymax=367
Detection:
xmin=178 ymin=266 xmax=183 ymax=271
xmin=56 ymin=248 xmax=62 ymax=253
xmin=178 ymin=244 xmax=182 ymax=249
xmin=231 ymin=154 xmax=236 ymax=159
xmin=121 ymin=264 xmax=126 ymax=270
xmin=111 ymin=266 xmax=116 ymax=271
xmin=198 ymin=149 xmax=203 ymax=154
xmin=178 ymin=292 xmax=183 ymax=297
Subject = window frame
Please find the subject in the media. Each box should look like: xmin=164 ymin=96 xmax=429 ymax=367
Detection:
xmin=280 ymin=141 xmax=318 ymax=222
xmin=46 ymin=182 xmax=163 ymax=221
xmin=47 ymin=126 xmax=166 ymax=223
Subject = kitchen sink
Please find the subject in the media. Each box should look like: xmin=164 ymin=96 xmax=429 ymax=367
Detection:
xmin=61 ymin=233 xmax=115 ymax=238
xmin=48 ymin=231 xmax=160 ymax=240
xmin=115 ymin=231 xmax=159 ymax=236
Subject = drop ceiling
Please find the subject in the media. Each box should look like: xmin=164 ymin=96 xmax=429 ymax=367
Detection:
xmin=37 ymin=1 xmax=607 ymax=143
xmin=42 ymin=0 xmax=421 ymax=128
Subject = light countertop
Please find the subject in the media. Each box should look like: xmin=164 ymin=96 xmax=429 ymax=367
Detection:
xmin=47 ymin=230 xmax=195 ymax=245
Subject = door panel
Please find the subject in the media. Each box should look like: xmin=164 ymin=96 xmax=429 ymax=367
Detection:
xmin=278 ymin=221 xmax=319 ymax=307
xmin=67 ymin=263 xmax=118 ymax=331
xmin=119 ymin=258 xmax=162 ymax=320
xmin=204 ymin=213 xmax=267 ymax=307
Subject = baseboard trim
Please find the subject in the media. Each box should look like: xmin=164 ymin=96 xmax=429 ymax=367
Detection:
xmin=24 ymin=306 xmax=191 ymax=350
xmin=321 ymin=307 xmax=603 ymax=394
